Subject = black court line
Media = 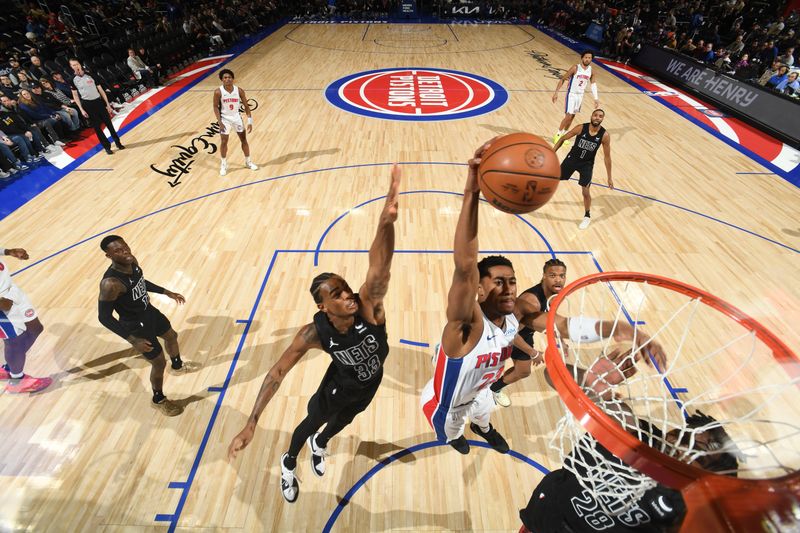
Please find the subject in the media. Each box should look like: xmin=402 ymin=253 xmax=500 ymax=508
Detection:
xmin=283 ymin=22 xmax=302 ymax=39
xmin=362 ymin=23 xmax=370 ymax=41
xmin=447 ymin=24 xmax=459 ymax=42
xmin=516 ymin=25 xmax=537 ymax=38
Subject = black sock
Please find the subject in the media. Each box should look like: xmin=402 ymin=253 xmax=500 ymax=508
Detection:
xmin=490 ymin=379 xmax=508 ymax=392
xmin=584 ymin=210 xmax=591 ymax=218
xmin=283 ymin=453 xmax=297 ymax=470
xmin=153 ymin=390 xmax=166 ymax=404
xmin=170 ymin=355 xmax=183 ymax=369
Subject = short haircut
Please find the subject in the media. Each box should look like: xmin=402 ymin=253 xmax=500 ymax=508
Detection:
xmin=685 ymin=411 xmax=740 ymax=476
xmin=581 ymin=50 xmax=595 ymax=59
xmin=100 ymin=234 xmax=123 ymax=251
xmin=68 ymin=57 xmax=80 ymax=64
xmin=477 ymin=255 xmax=513 ymax=279
xmin=310 ymin=272 xmax=336 ymax=303
xmin=543 ymin=258 xmax=566 ymax=272
xmin=218 ymin=69 xmax=234 ymax=80
xmin=593 ymin=108 xmax=605 ymax=115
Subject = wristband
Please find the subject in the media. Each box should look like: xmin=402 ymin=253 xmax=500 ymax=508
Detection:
xmin=247 ymin=117 xmax=253 ymax=126
xmin=591 ymin=83 xmax=599 ymax=99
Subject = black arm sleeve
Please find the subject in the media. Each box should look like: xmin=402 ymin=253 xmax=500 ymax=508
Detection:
xmin=145 ymin=280 xmax=166 ymax=294
xmin=98 ymin=299 xmax=131 ymax=339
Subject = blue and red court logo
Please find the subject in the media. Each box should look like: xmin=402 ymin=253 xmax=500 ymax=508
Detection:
xmin=325 ymin=67 xmax=508 ymax=121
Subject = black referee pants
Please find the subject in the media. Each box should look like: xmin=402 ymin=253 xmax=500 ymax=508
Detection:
xmin=83 ymin=97 xmax=121 ymax=150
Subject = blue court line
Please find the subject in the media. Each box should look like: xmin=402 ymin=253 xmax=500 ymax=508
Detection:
xmin=313 ymin=189 xmax=555 ymax=266
xmin=673 ymin=387 xmax=689 ymax=394
xmin=9 ymin=160 xmax=798 ymax=282
xmin=235 ymin=319 xmax=249 ymax=324
xmin=322 ymin=440 xmax=549 ymax=533
xmin=531 ymin=24 xmax=799 ymax=187
xmin=399 ymin=339 xmax=430 ymax=347
xmin=154 ymin=250 xmax=280 ymax=532
xmin=207 ymin=386 xmax=224 ymax=393
xmin=0 ymin=19 xmax=290 ymax=220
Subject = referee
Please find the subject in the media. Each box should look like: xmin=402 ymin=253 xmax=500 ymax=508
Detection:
xmin=68 ymin=58 xmax=125 ymax=155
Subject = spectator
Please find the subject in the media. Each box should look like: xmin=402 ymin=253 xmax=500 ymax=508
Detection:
xmin=27 ymin=56 xmax=46 ymax=80
xmin=50 ymin=71 xmax=72 ymax=94
xmin=0 ymin=96 xmax=50 ymax=162
xmin=0 ymin=130 xmax=30 ymax=174
xmin=775 ymin=71 xmax=799 ymax=94
xmin=680 ymin=39 xmax=698 ymax=54
xmin=126 ymin=48 xmax=159 ymax=87
xmin=700 ymin=43 xmax=716 ymax=63
xmin=766 ymin=65 xmax=790 ymax=88
xmin=30 ymin=83 xmax=80 ymax=131
xmin=758 ymin=60 xmax=782 ymax=85
xmin=0 ymin=75 xmax=17 ymax=99
xmin=16 ymin=88 xmax=68 ymax=144
xmin=766 ymin=16 xmax=785 ymax=36
xmin=777 ymin=47 xmax=795 ymax=68
xmin=734 ymin=53 xmax=750 ymax=70
xmin=39 ymin=77 xmax=82 ymax=124
xmin=758 ymin=40 xmax=779 ymax=65
xmin=727 ymin=34 xmax=745 ymax=55
xmin=136 ymin=46 xmax=162 ymax=84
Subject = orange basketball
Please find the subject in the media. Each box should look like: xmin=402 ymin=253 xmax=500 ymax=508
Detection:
xmin=478 ymin=133 xmax=561 ymax=214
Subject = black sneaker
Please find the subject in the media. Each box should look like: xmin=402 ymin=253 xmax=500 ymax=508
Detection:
xmin=116 ymin=143 xmax=126 ymax=150
xmin=280 ymin=453 xmax=299 ymax=503
xmin=104 ymin=147 xmax=113 ymax=155
xmin=307 ymin=432 xmax=329 ymax=477
xmin=470 ymin=423 xmax=509 ymax=453
xmin=448 ymin=435 xmax=470 ymax=455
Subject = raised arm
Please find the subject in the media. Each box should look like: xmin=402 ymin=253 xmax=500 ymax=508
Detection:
xmin=553 ymin=124 xmax=582 ymax=152
xmin=440 ymin=141 xmax=492 ymax=357
xmin=601 ymin=132 xmax=613 ymax=190
xmin=358 ymin=164 xmax=401 ymax=326
xmin=227 ymin=323 xmax=321 ymax=460
xmin=551 ymin=65 xmax=576 ymax=103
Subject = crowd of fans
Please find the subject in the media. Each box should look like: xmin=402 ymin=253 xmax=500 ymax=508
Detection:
xmin=0 ymin=0 xmax=796 ymax=179
xmin=532 ymin=0 xmax=799 ymax=97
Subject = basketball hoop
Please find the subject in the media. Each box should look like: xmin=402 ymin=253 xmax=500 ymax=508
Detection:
xmin=545 ymin=272 xmax=800 ymax=531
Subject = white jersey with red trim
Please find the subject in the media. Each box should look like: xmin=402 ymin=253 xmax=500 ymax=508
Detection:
xmin=219 ymin=84 xmax=241 ymax=121
xmin=0 ymin=258 xmax=13 ymax=298
xmin=423 ymin=312 xmax=518 ymax=413
xmin=568 ymin=63 xmax=592 ymax=96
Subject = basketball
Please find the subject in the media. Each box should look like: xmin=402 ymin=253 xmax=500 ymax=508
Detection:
xmin=478 ymin=133 xmax=561 ymax=214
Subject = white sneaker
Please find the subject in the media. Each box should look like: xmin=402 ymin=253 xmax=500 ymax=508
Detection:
xmin=579 ymin=216 xmax=591 ymax=230
xmin=245 ymin=160 xmax=258 ymax=171
xmin=280 ymin=453 xmax=299 ymax=503
xmin=219 ymin=161 xmax=227 ymax=176
xmin=492 ymin=389 xmax=511 ymax=407
xmin=307 ymin=433 xmax=329 ymax=477
xmin=54 ymin=140 xmax=65 ymax=147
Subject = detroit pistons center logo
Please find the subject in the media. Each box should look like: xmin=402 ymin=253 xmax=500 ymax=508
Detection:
xmin=325 ymin=67 xmax=508 ymax=121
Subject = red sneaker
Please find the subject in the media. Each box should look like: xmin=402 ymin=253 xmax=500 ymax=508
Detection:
xmin=0 ymin=366 xmax=10 ymax=380
xmin=5 ymin=375 xmax=53 ymax=394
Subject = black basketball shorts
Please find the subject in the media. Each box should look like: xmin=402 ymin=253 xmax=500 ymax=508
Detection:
xmin=560 ymin=157 xmax=594 ymax=187
xmin=121 ymin=306 xmax=172 ymax=359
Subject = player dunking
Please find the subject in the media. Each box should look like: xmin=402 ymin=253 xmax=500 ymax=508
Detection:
xmin=552 ymin=50 xmax=600 ymax=146
xmin=227 ymin=165 xmax=401 ymax=503
xmin=420 ymin=140 xmax=517 ymax=455
xmin=0 ymin=246 xmax=51 ymax=393
xmin=97 ymin=236 xmax=198 ymax=416
xmin=553 ymin=109 xmax=613 ymax=229
xmin=213 ymin=69 xmax=257 ymax=176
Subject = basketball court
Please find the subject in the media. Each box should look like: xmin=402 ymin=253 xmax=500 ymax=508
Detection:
xmin=1 ymin=22 xmax=798 ymax=532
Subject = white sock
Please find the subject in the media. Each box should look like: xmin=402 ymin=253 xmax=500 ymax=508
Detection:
xmin=478 ymin=423 xmax=491 ymax=433
xmin=245 ymin=156 xmax=251 ymax=164
xmin=221 ymin=158 xmax=227 ymax=165
xmin=10 ymin=371 xmax=23 ymax=379
xmin=558 ymin=129 xmax=566 ymax=135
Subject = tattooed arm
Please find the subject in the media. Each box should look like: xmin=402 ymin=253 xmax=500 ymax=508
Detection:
xmin=228 ymin=323 xmax=321 ymax=460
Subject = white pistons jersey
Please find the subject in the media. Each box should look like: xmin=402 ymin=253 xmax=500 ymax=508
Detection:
xmin=422 ymin=312 xmax=518 ymax=431
xmin=219 ymin=84 xmax=241 ymax=120
xmin=568 ymin=63 xmax=592 ymax=95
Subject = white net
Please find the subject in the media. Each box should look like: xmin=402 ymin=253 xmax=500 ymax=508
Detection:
xmin=547 ymin=275 xmax=800 ymax=517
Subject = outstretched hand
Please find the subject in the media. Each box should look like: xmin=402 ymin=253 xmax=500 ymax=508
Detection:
xmin=4 ymin=248 xmax=29 ymax=260
xmin=227 ymin=424 xmax=255 ymax=461
xmin=165 ymin=290 xmax=186 ymax=305
xmin=466 ymin=137 xmax=498 ymax=193
xmin=382 ymin=163 xmax=401 ymax=223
